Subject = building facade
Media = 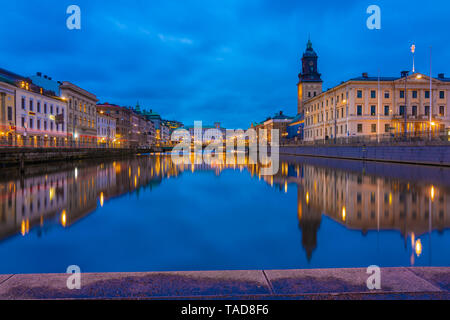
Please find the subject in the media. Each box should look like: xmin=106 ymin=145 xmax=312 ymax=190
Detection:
xmin=60 ymin=82 xmax=98 ymax=146
xmin=97 ymin=103 xmax=132 ymax=148
xmin=303 ymin=73 xmax=450 ymax=142
xmin=0 ymin=77 xmax=16 ymax=144
xmin=0 ymin=68 xmax=68 ymax=147
xmin=97 ymin=112 xmax=116 ymax=147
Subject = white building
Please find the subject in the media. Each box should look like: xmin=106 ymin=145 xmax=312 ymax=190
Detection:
xmin=96 ymin=112 xmax=116 ymax=147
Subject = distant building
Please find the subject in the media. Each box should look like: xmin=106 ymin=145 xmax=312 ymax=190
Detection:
xmin=162 ymin=119 xmax=184 ymax=133
xmin=96 ymin=112 xmax=116 ymax=147
xmin=0 ymin=75 xmax=16 ymax=143
xmin=97 ymin=103 xmax=132 ymax=148
xmin=183 ymin=122 xmax=226 ymax=143
xmin=60 ymin=81 xmax=98 ymax=146
xmin=251 ymin=111 xmax=293 ymax=143
xmin=287 ymin=113 xmax=305 ymax=140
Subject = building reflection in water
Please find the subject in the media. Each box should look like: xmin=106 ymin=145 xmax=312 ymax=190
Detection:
xmin=0 ymin=154 xmax=449 ymax=266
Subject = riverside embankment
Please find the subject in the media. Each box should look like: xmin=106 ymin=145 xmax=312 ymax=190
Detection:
xmin=280 ymin=144 xmax=450 ymax=166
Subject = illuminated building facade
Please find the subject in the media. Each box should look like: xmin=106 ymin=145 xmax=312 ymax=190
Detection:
xmin=0 ymin=68 xmax=68 ymax=147
xmin=298 ymin=41 xmax=450 ymax=142
xmin=0 ymin=76 xmax=16 ymax=143
xmin=96 ymin=112 xmax=116 ymax=147
xmin=97 ymin=103 xmax=132 ymax=148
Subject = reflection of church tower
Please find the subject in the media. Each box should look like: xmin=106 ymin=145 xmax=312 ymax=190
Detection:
xmin=297 ymin=185 xmax=322 ymax=261
xmin=297 ymin=39 xmax=323 ymax=114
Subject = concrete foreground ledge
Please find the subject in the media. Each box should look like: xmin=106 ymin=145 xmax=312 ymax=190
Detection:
xmin=0 ymin=267 xmax=449 ymax=300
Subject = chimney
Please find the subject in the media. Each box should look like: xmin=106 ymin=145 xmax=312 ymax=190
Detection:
xmin=362 ymin=72 xmax=368 ymax=78
xmin=48 ymin=77 xmax=52 ymax=80
xmin=36 ymin=72 xmax=42 ymax=77
xmin=438 ymin=73 xmax=445 ymax=79
xmin=401 ymin=71 xmax=409 ymax=78
xmin=44 ymin=75 xmax=48 ymax=79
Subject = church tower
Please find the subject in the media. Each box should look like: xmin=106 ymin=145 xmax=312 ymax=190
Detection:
xmin=297 ymin=39 xmax=323 ymax=114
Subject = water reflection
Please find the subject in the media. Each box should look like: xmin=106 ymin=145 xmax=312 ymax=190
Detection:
xmin=0 ymin=154 xmax=449 ymax=268
xmin=259 ymin=156 xmax=450 ymax=264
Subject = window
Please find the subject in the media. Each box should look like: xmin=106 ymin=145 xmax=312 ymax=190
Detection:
xmin=440 ymin=106 xmax=445 ymax=116
xmin=357 ymin=124 xmax=363 ymax=133
xmin=29 ymin=99 xmax=33 ymax=111
xmin=425 ymin=91 xmax=430 ymax=99
xmin=384 ymin=106 xmax=390 ymax=116
xmin=371 ymin=90 xmax=376 ymax=99
xmin=7 ymin=107 xmax=12 ymax=121
xmin=412 ymin=91 xmax=417 ymax=99
xmin=50 ymin=122 xmax=54 ymax=131
xmin=44 ymin=104 xmax=47 ymax=114
xmin=44 ymin=121 xmax=47 ymax=130
xmin=37 ymin=101 xmax=41 ymax=113
xmin=371 ymin=124 xmax=376 ymax=133
xmin=440 ymin=91 xmax=445 ymax=99
xmin=400 ymin=91 xmax=405 ymax=99
xmin=50 ymin=105 xmax=53 ymax=114
xmin=357 ymin=90 xmax=363 ymax=98
xmin=384 ymin=91 xmax=390 ymax=99
xmin=399 ymin=106 xmax=405 ymax=116
xmin=22 ymin=97 xmax=26 ymax=110
xmin=412 ymin=106 xmax=417 ymax=116
xmin=21 ymin=117 xmax=25 ymax=128
xmin=425 ymin=106 xmax=430 ymax=116
xmin=357 ymin=105 xmax=362 ymax=116
xmin=29 ymin=118 xmax=33 ymax=129
xmin=37 ymin=120 xmax=41 ymax=130
xmin=371 ymin=106 xmax=376 ymax=116
xmin=385 ymin=124 xmax=390 ymax=133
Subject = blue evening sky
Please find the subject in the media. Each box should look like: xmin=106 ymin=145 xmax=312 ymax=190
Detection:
xmin=0 ymin=0 xmax=449 ymax=128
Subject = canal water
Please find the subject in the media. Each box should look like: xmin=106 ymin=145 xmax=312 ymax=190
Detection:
xmin=0 ymin=154 xmax=449 ymax=274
